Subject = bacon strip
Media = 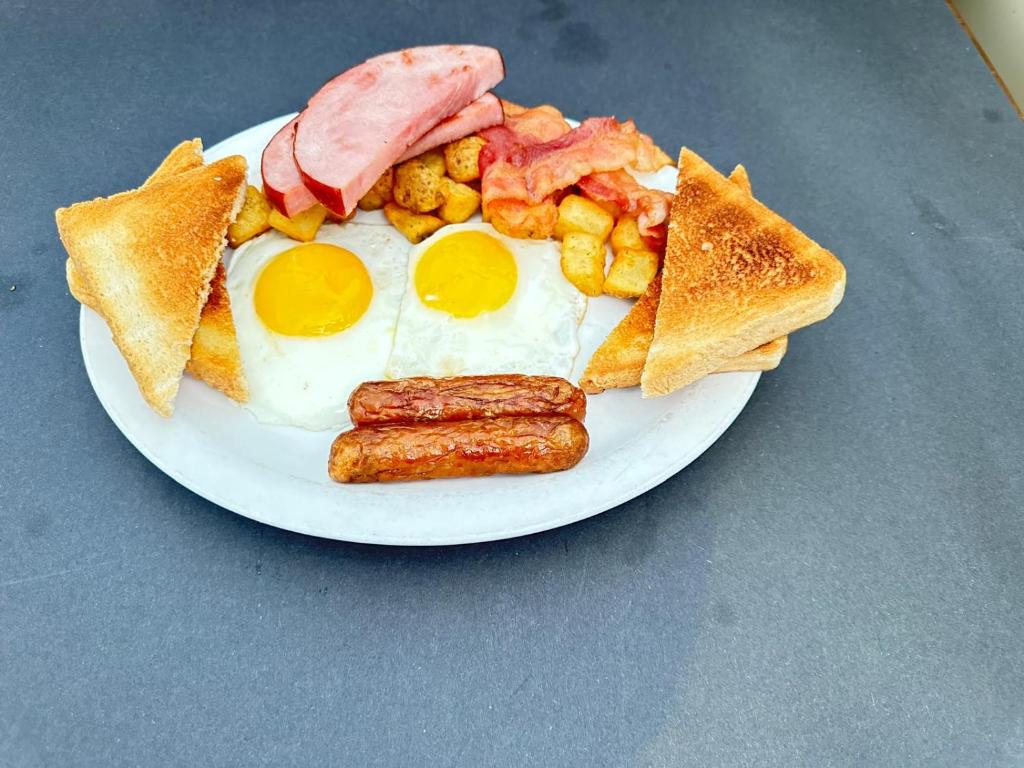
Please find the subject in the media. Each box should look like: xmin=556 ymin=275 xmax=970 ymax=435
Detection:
xmin=479 ymin=105 xmax=673 ymax=239
xmin=478 ymin=103 xmax=571 ymax=175
xmin=577 ymin=170 xmax=673 ymax=237
xmin=482 ymin=117 xmax=670 ymax=206
xmin=479 ymin=104 xmax=571 ymax=238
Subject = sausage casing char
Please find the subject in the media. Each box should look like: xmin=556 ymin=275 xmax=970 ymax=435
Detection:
xmin=328 ymin=415 xmax=589 ymax=483
xmin=348 ymin=375 xmax=586 ymax=426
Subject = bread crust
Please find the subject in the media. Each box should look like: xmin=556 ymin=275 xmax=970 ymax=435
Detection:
xmin=183 ymin=262 xmax=248 ymax=403
xmin=56 ymin=156 xmax=247 ymax=416
xmin=640 ymin=149 xmax=845 ymax=397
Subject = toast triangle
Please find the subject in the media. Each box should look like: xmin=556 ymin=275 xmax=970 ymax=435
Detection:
xmin=640 ymin=148 xmax=845 ymax=397
xmin=56 ymin=156 xmax=247 ymax=416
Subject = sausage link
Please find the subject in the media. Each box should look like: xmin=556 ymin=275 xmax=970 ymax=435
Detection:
xmin=348 ymin=375 xmax=586 ymax=426
xmin=328 ymin=415 xmax=589 ymax=483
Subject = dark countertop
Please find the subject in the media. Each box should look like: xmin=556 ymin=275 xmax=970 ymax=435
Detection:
xmin=2 ymin=1 xmax=1022 ymax=765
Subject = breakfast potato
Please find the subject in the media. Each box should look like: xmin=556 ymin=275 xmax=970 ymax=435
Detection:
xmin=384 ymin=202 xmax=444 ymax=244
xmin=227 ymin=185 xmax=272 ymax=247
xmin=611 ymin=216 xmax=667 ymax=255
xmin=267 ymin=203 xmax=328 ymax=243
xmin=393 ymin=154 xmax=446 ymax=213
xmin=560 ymin=232 xmax=606 ymax=297
xmin=438 ymin=178 xmax=481 ymax=224
xmin=604 ymin=248 xmax=659 ymax=298
xmin=553 ymin=195 xmax=615 ymax=242
xmin=357 ymin=168 xmax=394 ymax=211
xmin=420 ymin=149 xmax=447 ymax=177
xmin=610 ymin=215 xmax=645 ymax=254
xmin=443 ymin=136 xmax=486 ymax=182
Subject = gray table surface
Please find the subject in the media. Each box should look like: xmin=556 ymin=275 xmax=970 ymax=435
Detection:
xmin=2 ymin=1 xmax=1022 ymax=765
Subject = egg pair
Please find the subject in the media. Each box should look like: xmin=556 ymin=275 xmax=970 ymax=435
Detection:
xmin=227 ymin=222 xmax=586 ymax=431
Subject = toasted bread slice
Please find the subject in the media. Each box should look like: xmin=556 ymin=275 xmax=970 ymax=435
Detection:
xmin=183 ymin=262 xmax=247 ymax=402
xmin=579 ymin=165 xmax=785 ymax=394
xmin=66 ymin=140 xmax=248 ymax=404
xmin=184 ymin=260 xmax=248 ymax=403
xmin=56 ymin=156 xmax=247 ymax=416
xmin=724 ymin=164 xmax=789 ymax=362
xmin=715 ymin=335 xmax=788 ymax=372
xmin=67 ymin=139 xmax=206 ymax=310
xmin=640 ymin=149 xmax=845 ymax=397
xmin=143 ymin=138 xmax=204 ymax=185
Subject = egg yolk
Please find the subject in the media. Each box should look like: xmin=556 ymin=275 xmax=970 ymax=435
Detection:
xmin=254 ymin=243 xmax=373 ymax=336
xmin=414 ymin=231 xmax=518 ymax=318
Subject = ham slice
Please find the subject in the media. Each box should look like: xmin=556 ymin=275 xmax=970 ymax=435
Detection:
xmin=261 ymin=118 xmax=320 ymax=217
xmin=397 ymin=93 xmax=503 ymax=162
xmin=262 ymin=94 xmax=502 ymax=216
xmin=294 ymin=45 xmax=505 ymax=215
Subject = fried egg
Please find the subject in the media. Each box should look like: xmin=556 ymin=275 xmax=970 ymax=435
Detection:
xmin=386 ymin=223 xmax=587 ymax=379
xmin=228 ymin=223 xmax=407 ymax=431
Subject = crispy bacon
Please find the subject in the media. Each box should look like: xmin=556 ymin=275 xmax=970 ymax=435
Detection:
xmin=577 ymin=170 xmax=673 ymax=237
xmin=485 ymin=197 xmax=559 ymax=240
xmin=479 ymin=104 xmax=571 ymax=238
xmin=482 ymin=117 xmax=671 ymax=205
xmin=478 ymin=105 xmax=672 ymax=239
xmin=478 ymin=103 xmax=570 ymax=175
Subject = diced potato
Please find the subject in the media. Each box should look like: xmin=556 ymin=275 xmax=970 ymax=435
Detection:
xmin=443 ymin=136 xmax=486 ymax=182
xmin=357 ymin=168 xmax=394 ymax=211
xmin=611 ymin=215 xmax=668 ymax=255
xmin=610 ymin=216 xmax=645 ymax=254
xmin=553 ymin=195 xmax=615 ymax=242
xmin=227 ymin=185 xmax=272 ymax=247
xmin=267 ymin=203 xmax=328 ymax=243
xmin=560 ymin=232 xmax=606 ymax=297
xmin=393 ymin=155 xmax=446 ymax=213
xmin=604 ymin=248 xmax=659 ymax=298
xmin=419 ymin=149 xmax=446 ymax=177
xmin=438 ymin=178 xmax=481 ymax=224
xmin=383 ymin=203 xmax=444 ymax=244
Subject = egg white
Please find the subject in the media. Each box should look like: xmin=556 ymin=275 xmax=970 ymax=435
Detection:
xmin=227 ymin=223 xmax=408 ymax=431
xmin=386 ymin=223 xmax=587 ymax=379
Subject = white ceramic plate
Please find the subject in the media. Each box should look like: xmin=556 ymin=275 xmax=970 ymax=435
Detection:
xmin=80 ymin=114 xmax=759 ymax=545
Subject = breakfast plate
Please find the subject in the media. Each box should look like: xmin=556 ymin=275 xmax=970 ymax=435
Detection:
xmin=79 ymin=113 xmax=761 ymax=546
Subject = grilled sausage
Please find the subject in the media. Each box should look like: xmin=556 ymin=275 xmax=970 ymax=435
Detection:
xmin=348 ymin=375 xmax=587 ymax=426
xmin=328 ymin=415 xmax=589 ymax=483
